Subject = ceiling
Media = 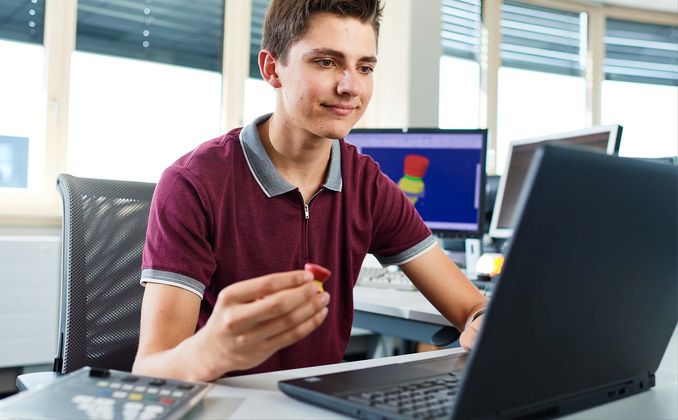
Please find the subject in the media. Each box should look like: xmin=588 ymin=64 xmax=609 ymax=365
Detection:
xmin=582 ymin=0 xmax=678 ymax=13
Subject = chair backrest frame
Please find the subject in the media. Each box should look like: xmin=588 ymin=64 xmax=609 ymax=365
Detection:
xmin=54 ymin=174 xmax=156 ymax=373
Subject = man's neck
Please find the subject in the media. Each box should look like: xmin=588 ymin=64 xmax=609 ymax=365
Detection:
xmin=257 ymin=114 xmax=334 ymax=201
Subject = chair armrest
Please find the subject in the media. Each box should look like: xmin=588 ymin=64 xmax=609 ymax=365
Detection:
xmin=16 ymin=372 xmax=62 ymax=392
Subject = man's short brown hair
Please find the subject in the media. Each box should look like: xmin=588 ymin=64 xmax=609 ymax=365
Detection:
xmin=262 ymin=0 xmax=384 ymax=64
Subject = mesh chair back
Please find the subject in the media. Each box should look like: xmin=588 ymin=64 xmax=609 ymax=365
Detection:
xmin=55 ymin=174 xmax=156 ymax=373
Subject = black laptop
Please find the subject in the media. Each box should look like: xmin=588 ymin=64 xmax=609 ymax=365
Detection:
xmin=278 ymin=144 xmax=678 ymax=419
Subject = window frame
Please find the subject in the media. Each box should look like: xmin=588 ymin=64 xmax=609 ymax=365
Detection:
xmin=476 ymin=0 xmax=676 ymax=174
xmin=1 ymin=0 xmax=676 ymax=224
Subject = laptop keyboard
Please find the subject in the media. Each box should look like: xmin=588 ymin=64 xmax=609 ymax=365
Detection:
xmin=342 ymin=373 xmax=460 ymax=419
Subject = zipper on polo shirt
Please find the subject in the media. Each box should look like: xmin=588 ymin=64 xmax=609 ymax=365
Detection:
xmin=302 ymin=188 xmax=324 ymax=219
xmin=300 ymin=188 xmax=324 ymax=261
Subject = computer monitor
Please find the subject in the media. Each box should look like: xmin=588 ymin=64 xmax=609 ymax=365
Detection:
xmin=345 ymin=128 xmax=488 ymax=238
xmin=489 ymin=125 xmax=623 ymax=239
xmin=636 ymin=156 xmax=678 ymax=165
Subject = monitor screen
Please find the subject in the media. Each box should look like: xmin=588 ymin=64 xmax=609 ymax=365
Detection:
xmin=345 ymin=128 xmax=488 ymax=238
xmin=489 ymin=125 xmax=623 ymax=239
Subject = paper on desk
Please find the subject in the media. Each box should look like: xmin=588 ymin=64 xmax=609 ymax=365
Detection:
xmin=183 ymin=396 xmax=244 ymax=419
xmin=206 ymin=385 xmax=347 ymax=419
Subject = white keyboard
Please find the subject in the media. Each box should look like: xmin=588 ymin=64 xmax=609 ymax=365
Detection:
xmin=356 ymin=253 xmax=493 ymax=295
xmin=357 ymin=264 xmax=494 ymax=297
xmin=357 ymin=266 xmax=418 ymax=291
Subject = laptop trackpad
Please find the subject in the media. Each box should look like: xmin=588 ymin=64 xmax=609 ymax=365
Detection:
xmin=405 ymin=352 xmax=467 ymax=375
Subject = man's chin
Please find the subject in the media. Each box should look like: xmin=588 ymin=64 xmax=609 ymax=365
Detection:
xmin=317 ymin=119 xmax=359 ymax=140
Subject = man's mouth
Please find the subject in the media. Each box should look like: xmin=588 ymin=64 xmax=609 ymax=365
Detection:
xmin=322 ymin=103 xmax=358 ymax=116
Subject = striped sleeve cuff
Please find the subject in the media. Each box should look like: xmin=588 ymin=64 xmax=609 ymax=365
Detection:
xmin=376 ymin=235 xmax=437 ymax=266
xmin=140 ymin=269 xmax=206 ymax=299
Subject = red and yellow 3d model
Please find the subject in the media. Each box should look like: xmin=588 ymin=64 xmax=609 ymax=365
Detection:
xmin=398 ymin=155 xmax=430 ymax=204
xmin=304 ymin=263 xmax=331 ymax=292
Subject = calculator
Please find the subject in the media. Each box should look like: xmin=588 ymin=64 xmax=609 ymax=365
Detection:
xmin=0 ymin=367 xmax=211 ymax=420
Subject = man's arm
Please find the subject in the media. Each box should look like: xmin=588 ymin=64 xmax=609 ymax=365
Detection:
xmin=132 ymin=270 xmax=330 ymax=381
xmin=400 ymin=244 xmax=487 ymax=350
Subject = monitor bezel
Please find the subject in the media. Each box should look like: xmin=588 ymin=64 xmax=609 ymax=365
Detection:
xmin=346 ymin=127 xmax=489 ymax=239
xmin=489 ymin=124 xmax=623 ymax=239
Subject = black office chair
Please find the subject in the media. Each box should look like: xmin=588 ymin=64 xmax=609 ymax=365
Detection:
xmin=17 ymin=174 xmax=156 ymax=390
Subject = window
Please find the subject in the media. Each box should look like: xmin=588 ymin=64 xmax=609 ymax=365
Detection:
xmin=602 ymin=18 xmax=678 ymax=158
xmin=67 ymin=0 xmax=224 ymax=183
xmin=439 ymin=0 xmax=481 ymax=129
xmin=496 ymin=1 xmax=586 ymax=173
xmin=244 ymin=0 xmax=275 ymax=125
xmin=249 ymin=0 xmax=268 ymax=81
xmin=0 ymin=0 xmax=46 ymax=190
xmin=0 ymin=136 xmax=28 ymax=188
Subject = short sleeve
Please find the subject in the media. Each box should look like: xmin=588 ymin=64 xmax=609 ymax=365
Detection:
xmin=368 ymin=170 xmax=435 ymax=266
xmin=140 ymin=166 xmax=216 ymax=298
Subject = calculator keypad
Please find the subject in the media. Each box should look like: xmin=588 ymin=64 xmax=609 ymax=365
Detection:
xmin=67 ymin=374 xmax=191 ymax=419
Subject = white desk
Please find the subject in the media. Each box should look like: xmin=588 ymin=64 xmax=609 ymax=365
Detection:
xmin=190 ymin=328 xmax=678 ymax=419
xmin=352 ymin=286 xmax=461 ymax=346
xmin=353 ymin=286 xmax=449 ymax=326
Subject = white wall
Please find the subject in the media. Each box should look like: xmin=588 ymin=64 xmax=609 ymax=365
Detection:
xmin=360 ymin=0 xmax=441 ymax=128
xmin=0 ymin=236 xmax=60 ymax=369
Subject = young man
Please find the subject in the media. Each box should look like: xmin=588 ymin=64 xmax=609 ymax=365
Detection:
xmin=133 ymin=0 xmax=487 ymax=382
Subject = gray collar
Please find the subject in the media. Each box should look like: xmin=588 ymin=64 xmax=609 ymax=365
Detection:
xmin=240 ymin=114 xmax=343 ymax=197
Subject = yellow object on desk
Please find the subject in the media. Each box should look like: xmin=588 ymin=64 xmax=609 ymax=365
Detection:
xmin=476 ymin=253 xmax=504 ymax=278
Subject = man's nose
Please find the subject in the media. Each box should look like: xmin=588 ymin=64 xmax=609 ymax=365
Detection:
xmin=337 ymin=70 xmax=360 ymax=96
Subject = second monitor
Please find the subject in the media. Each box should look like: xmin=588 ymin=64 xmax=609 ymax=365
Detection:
xmin=345 ymin=128 xmax=488 ymax=239
xmin=489 ymin=125 xmax=623 ymax=239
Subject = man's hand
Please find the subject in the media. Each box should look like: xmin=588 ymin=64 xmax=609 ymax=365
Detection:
xmin=459 ymin=313 xmax=484 ymax=351
xmin=193 ymin=270 xmax=330 ymax=379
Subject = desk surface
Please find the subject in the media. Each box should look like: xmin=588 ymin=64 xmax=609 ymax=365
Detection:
xmin=353 ymin=286 xmax=450 ymax=326
xmin=352 ymin=286 xmax=460 ymax=346
xmin=191 ymin=328 xmax=678 ymax=419
xmin=352 ymin=283 xmax=493 ymax=326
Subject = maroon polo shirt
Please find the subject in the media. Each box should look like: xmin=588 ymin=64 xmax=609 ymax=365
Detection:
xmin=141 ymin=114 xmax=435 ymax=375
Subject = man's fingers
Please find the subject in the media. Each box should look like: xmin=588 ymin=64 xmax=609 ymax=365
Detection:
xmin=459 ymin=327 xmax=476 ymax=351
xmin=460 ymin=316 xmax=483 ymax=351
xmin=218 ymin=270 xmax=312 ymax=303
xmin=223 ymin=282 xmax=321 ymax=333
xmin=263 ymin=305 xmax=329 ymax=352
xmin=238 ymin=292 xmax=330 ymax=344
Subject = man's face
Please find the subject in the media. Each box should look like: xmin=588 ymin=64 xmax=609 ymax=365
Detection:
xmin=273 ymin=13 xmax=377 ymax=140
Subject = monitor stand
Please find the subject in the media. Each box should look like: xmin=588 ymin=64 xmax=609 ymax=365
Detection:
xmin=437 ymin=236 xmax=483 ymax=279
xmin=464 ymin=238 xmax=482 ymax=279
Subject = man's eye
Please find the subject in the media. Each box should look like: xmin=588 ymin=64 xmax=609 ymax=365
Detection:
xmin=359 ymin=66 xmax=374 ymax=74
xmin=317 ymin=59 xmax=334 ymax=68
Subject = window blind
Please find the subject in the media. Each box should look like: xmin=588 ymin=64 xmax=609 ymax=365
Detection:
xmin=249 ymin=0 xmax=270 ymax=79
xmin=0 ymin=0 xmax=45 ymax=44
xmin=605 ymin=19 xmax=678 ymax=87
xmin=75 ymin=0 xmax=224 ymax=72
xmin=500 ymin=0 xmax=584 ymax=76
xmin=441 ymin=0 xmax=481 ymax=61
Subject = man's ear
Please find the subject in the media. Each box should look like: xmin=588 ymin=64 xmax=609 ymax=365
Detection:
xmin=259 ymin=49 xmax=282 ymax=88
